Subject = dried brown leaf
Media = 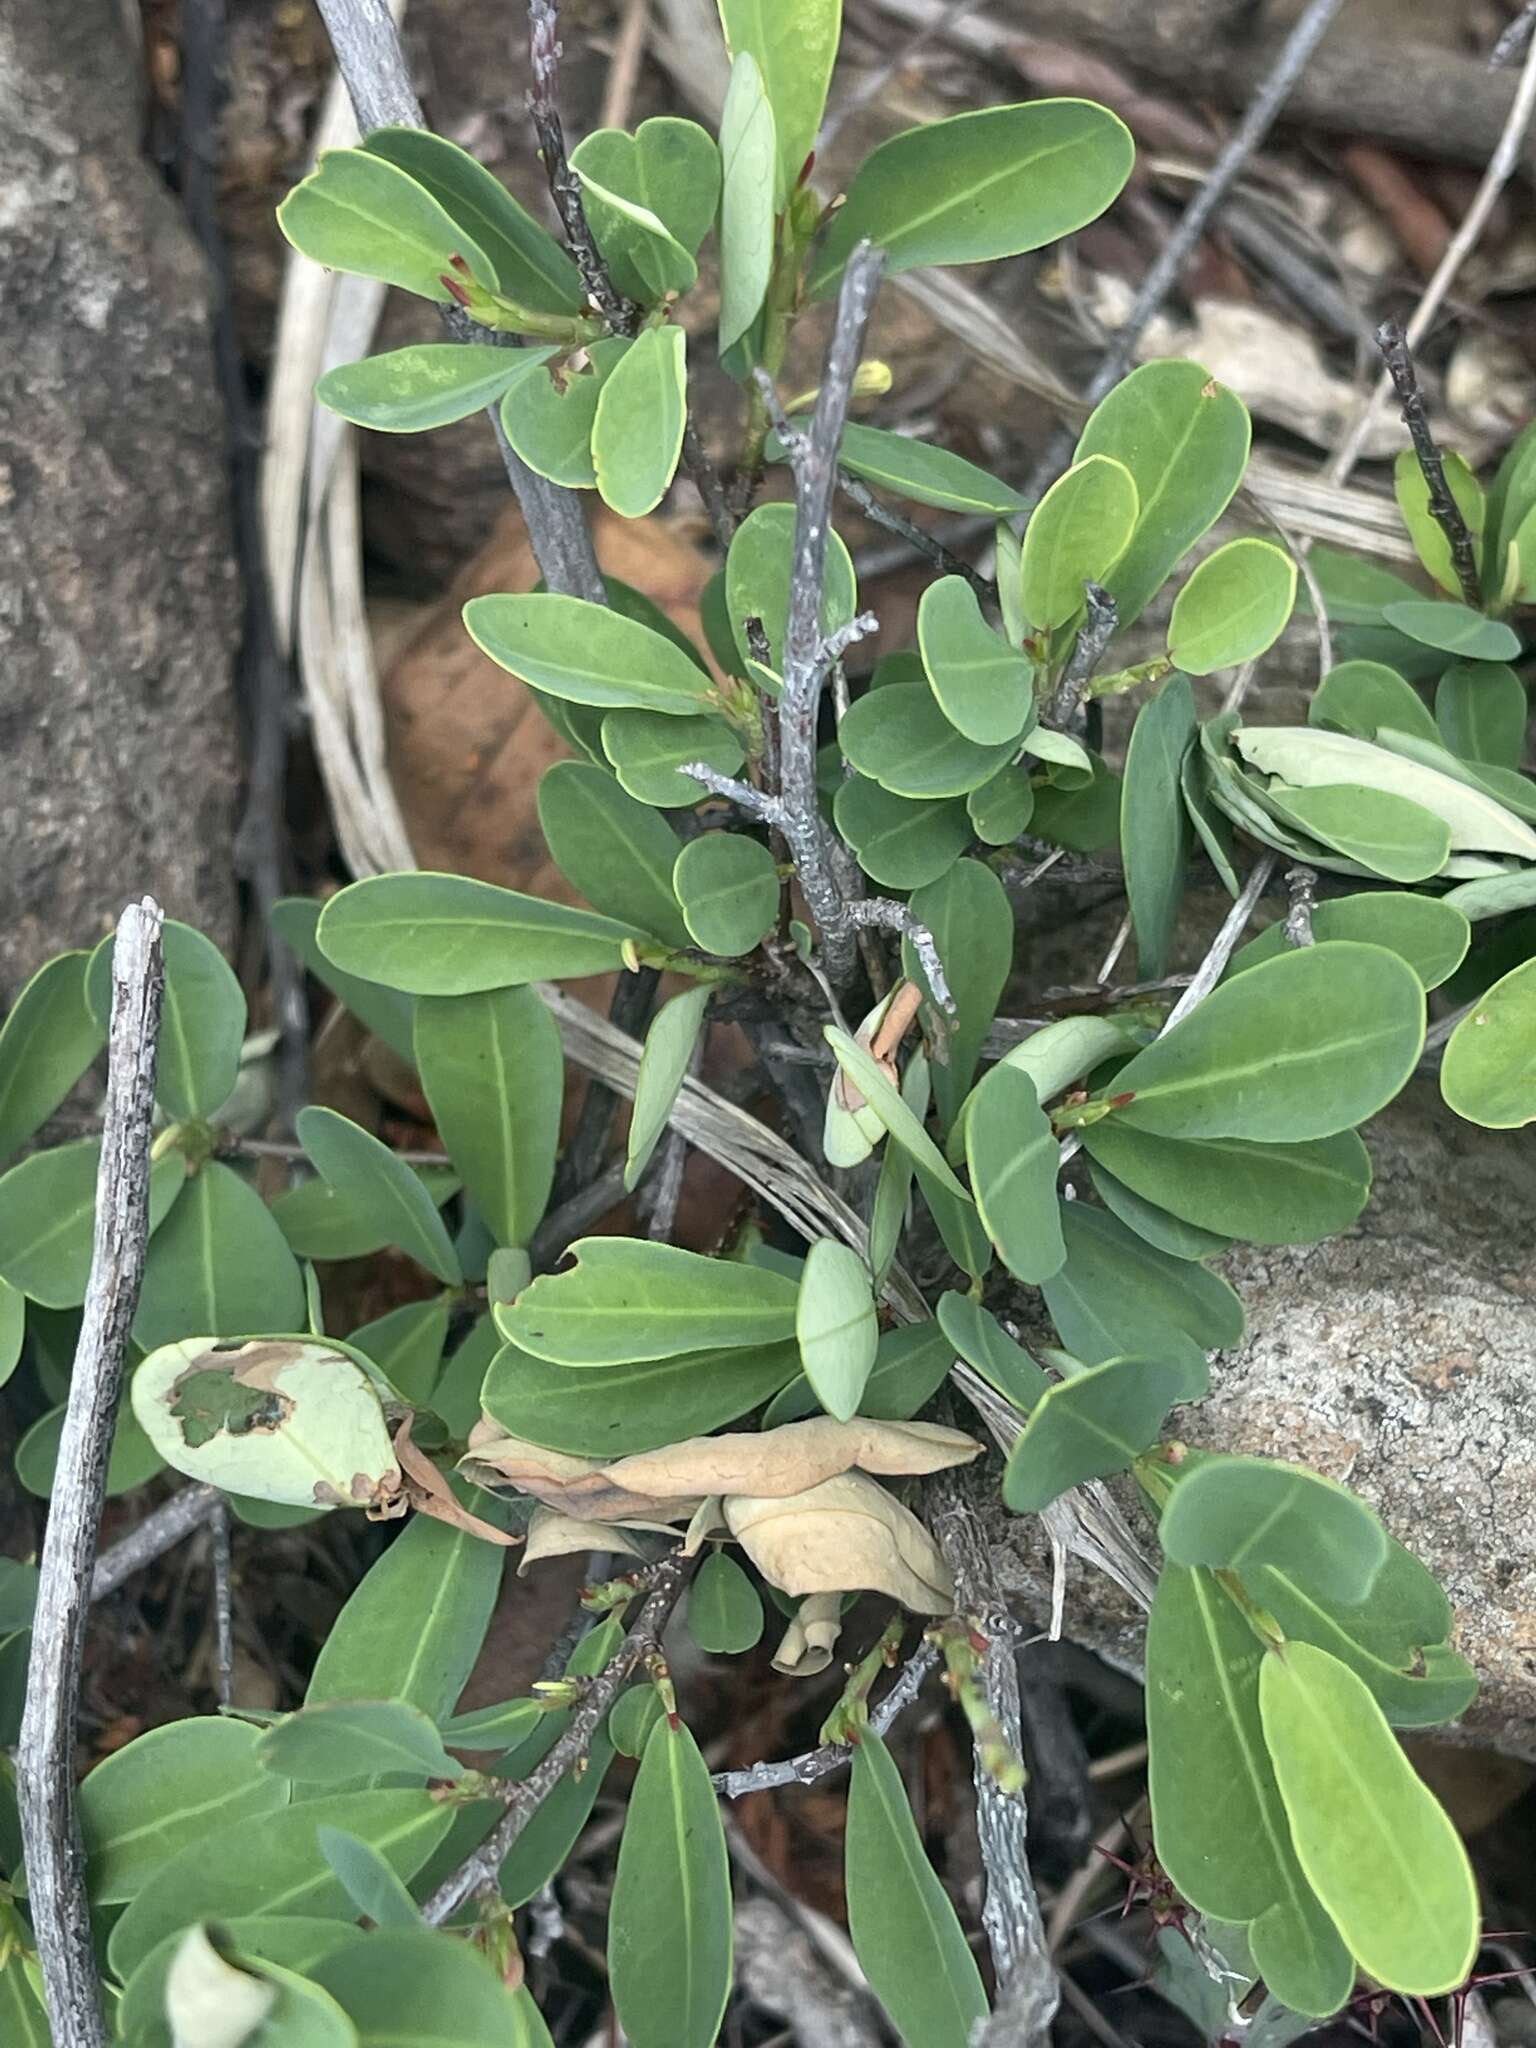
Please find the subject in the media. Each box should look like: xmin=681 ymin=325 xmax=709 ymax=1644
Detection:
xmin=725 ymin=1472 xmax=955 ymax=1616
xmin=771 ymin=1593 xmax=845 ymax=1679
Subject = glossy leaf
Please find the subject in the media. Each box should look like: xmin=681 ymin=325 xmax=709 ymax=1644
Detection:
xmin=500 ymin=1237 xmax=799 ymax=1365
xmin=499 ymin=337 xmax=626 ymax=488
xmin=719 ymin=0 xmax=841 ymax=201
xmin=1259 ymin=1642 xmax=1478 ymax=1996
xmin=689 ymin=1551 xmax=765 ymax=1653
xmin=317 ymin=1827 xmax=423 ymax=1930
xmin=0 ymin=1143 xmax=182 ymax=1308
xmin=1083 ymin=1121 xmax=1372 ymax=1246
xmin=840 ymin=680 xmax=1016 ymax=797
xmin=134 ymin=1162 xmax=304 ymax=1350
xmin=88 ymin=919 xmax=246 ymax=1122
xmin=1074 ymin=360 xmax=1252 ymax=627
xmin=1145 ymin=1565 xmax=1355 ymax=2017
xmin=1019 ymin=454 xmax=1138 ymax=631
xmin=795 ymin=1238 xmax=879 ymax=1421
xmin=724 ymin=502 xmax=857 ymax=676
xmin=0 ymin=952 xmax=104 ymax=1164
xmin=627 ymin=985 xmax=712 ymax=1189
xmin=717 ymin=52 xmax=777 ymax=353
xmin=937 ymin=1291 xmax=1050 ymax=1411
xmin=414 ymin=987 xmax=561 ymax=1248
xmin=298 ymin=1107 xmax=460 ymax=1285
xmin=258 ymin=1701 xmax=462 ymax=1785
xmin=1381 ymin=599 xmax=1519 ymax=662
xmin=965 ymin=1064 xmax=1064 ymax=1284
xmin=1167 ymin=538 xmax=1296 ymax=675
xmin=845 ymin=1729 xmax=989 ymax=2047
xmin=1003 ymin=1354 xmax=1189 ymax=1510
xmin=1122 ymin=675 xmax=1195 ymax=977
xmin=812 ymin=98 xmax=1133 ymax=294
xmin=572 ymin=119 xmax=719 ymax=299
xmin=1258 ymin=781 xmax=1450 ymax=884
xmin=278 ymin=146 xmax=496 ymax=301
xmin=482 ymin=1339 xmax=799 ymax=1456
xmin=904 ymin=858 xmax=1014 ymax=1127
xmin=1108 ymin=942 xmax=1425 ymax=1142
xmin=362 ymin=128 xmax=583 ymax=312
xmin=1440 ymin=954 xmax=1536 ymax=1127
xmin=1085 ymin=1161 xmax=1231 ymax=1260
xmin=1160 ymin=1455 xmax=1387 ymax=1604
xmin=609 ymin=1718 xmax=733 ymax=2048
xmin=464 ymin=592 xmax=713 ymax=715
xmin=317 ymin=872 xmax=643 ymax=996
xmin=602 ymin=707 xmax=746 ymax=807
xmin=317 ymin=344 xmax=530 ymax=432
xmin=834 ymin=421 xmax=1026 ymax=515
xmin=1393 ymin=447 xmax=1484 ymax=597
xmin=312 ymin=1926 xmax=548 ymax=2046
xmin=592 ymin=324 xmax=688 ymax=518
xmin=1435 ymin=660 xmax=1526 ymax=769
xmin=673 ymin=831 xmax=779 ymax=956
xmin=918 ymin=575 xmax=1034 ymax=743
xmin=609 ymin=1685 xmax=666 ymax=1760
xmin=1225 ymin=893 xmax=1469 ymax=993
xmin=834 ymin=776 xmax=972 ymax=889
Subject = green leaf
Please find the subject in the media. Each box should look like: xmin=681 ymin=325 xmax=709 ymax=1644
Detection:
xmin=1167 ymin=538 xmax=1297 ymax=675
xmin=1393 ymin=448 xmax=1485 ymax=599
xmin=610 ymin=1717 xmax=733 ymax=2048
xmin=992 ymin=1014 xmax=1143 ymax=1112
xmin=673 ymin=832 xmax=779 ymax=955
xmin=937 ymin=1292 xmax=1050 ymax=1411
xmin=0 ymin=1144 xmax=182 ymax=1310
xmin=964 ymin=1065 xmax=1064 ymax=1284
xmin=1381 ymin=599 xmax=1520 ymax=662
xmin=0 ymin=1561 xmax=33 ymax=1636
xmin=609 ymin=1685 xmax=666 ymax=1760
xmin=795 ymin=1238 xmax=879 ymax=1420
xmin=498 ymin=1717 xmax=618 ymax=1911
xmin=1122 ymin=675 xmax=1195 ymax=977
xmin=538 ymin=759 xmax=690 ymax=945
xmin=1160 ymin=1455 xmax=1387 ymax=1604
xmin=1083 ymin=1121 xmax=1371 ymax=1246
xmin=1226 ymin=894 xmax=1469 ymax=993
xmin=572 ymin=123 xmax=715 ymax=301
xmin=1042 ymin=1198 xmax=1240 ymax=1366
xmin=1435 ymin=660 xmax=1526 ymax=768
xmin=966 ymin=764 xmax=1035 ymax=845
xmin=482 ymin=1339 xmax=799 ymax=1456
xmin=88 ymin=919 xmax=247 ymax=1122
xmin=270 ymin=1169 xmax=458 ymax=1264
xmin=113 ymin=1920 xmax=366 ymax=2048
xmin=1145 ymin=1565 xmax=1356 ymax=2017
xmin=834 ymin=777 xmax=971 ymax=890
xmin=414 ymin=988 xmax=561 ymax=1248
xmin=833 ymin=422 xmax=1026 ymax=515
xmin=1259 ymin=1641 xmax=1478 ymax=1995
xmin=350 ymin=1297 xmax=451 ymax=1407
xmin=719 ymin=0 xmax=841 ymax=203
xmin=1003 ymin=1354 xmax=1188 ymax=1510
xmin=1074 ymin=360 xmax=1252 ymax=628
xmin=1483 ymin=419 xmax=1536 ymax=602
xmin=362 ymin=129 xmax=583 ymax=313
xmin=307 ymin=1512 xmax=503 ymax=1720
xmin=0 ymin=1947 xmax=47 ymax=2048
xmin=79 ymin=1716 xmax=287 ymax=1904
xmin=298 ymin=1107 xmax=461 ymax=1285
xmin=464 ymin=592 xmax=714 ymax=715
xmin=1030 ymin=752 xmax=1122 ymax=851
xmin=1256 ymin=781 xmax=1451 ymax=884
xmin=500 ymin=1237 xmax=799 ymax=1365
xmin=1084 ymin=1162 xmax=1230 ymax=1260
xmin=592 ymin=324 xmax=688 ymax=518
xmin=108 ymin=1788 xmax=454 ymax=1983
xmin=133 ymin=1162 xmax=304 ymax=1349
xmin=627 ymin=985 xmax=711 ymax=1189
xmin=824 ymin=1029 xmax=968 ymax=1199
xmin=904 ymin=858 xmax=1014 ymax=1127
xmin=312 ymin=1926 xmax=548 ymax=2046
xmin=278 ymin=146 xmax=496 ymax=301
xmin=765 ymin=1321 xmax=955 ymax=1426
xmin=1019 ymin=454 xmax=1138 ymax=631
xmin=688 ymin=1551 xmax=764 ymax=1653
xmin=317 ymin=1827 xmax=423 ymax=1929
xmin=840 ymin=680 xmax=1016 ymax=798
xmin=316 ymin=872 xmax=643 ymax=996
xmin=845 ymin=1729 xmax=989 ymax=2048
xmin=1310 ymin=657 xmax=1442 ymax=744
xmin=438 ymin=1698 xmax=545 ymax=1750
xmin=16 ymin=1399 xmax=162 ymax=1500
xmin=271 ymin=897 xmax=417 ymax=1066
xmin=724 ymin=502 xmax=857 ymax=677
xmin=499 ymin=337 xmax=625 ymax=487
xmin=1440 ymin=954 xmax=1536 ymax=1127
xmin=317 ymin=344 xmax=532 ymax=433
xmin=0 ymin=952 xmax=104 ymax=1164
xmin=918 ymin=575 xmax=1034 ymax=743
xmin=717 ymin=52 xmax=777 ymax=354
xmin=258 ymin=1701 xmax=463 ymax=1786
xmin=1108 ymin=942 xmax=1425 ymax=1142
xmin=602 ymin=708 xmax=746 ymax=807
xmin=812 ymin=98 xmax=1133 ymax=295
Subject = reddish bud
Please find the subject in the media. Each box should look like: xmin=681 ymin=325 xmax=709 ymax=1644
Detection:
xmin=797 ymin=150 xmax=816 ymax=187
xmin=441 ymin=275 xmax=472 ymax=307
xmin=448 ymin=251 xmax=472 ymax=274
xmin=1109 ymin=1090 xmax=1136 ymax=1108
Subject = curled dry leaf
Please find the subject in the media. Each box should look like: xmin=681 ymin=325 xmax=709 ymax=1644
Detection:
xmin=387 ymin=1413 xmax=522 ymax=1547
xmin=772 ymin=1592 xmax=845 ymax=1679
xmin=725 ymin=1471 xmax=955 ymax=1615
xmin=459 ymin=1424 xmax=703 ymax=1524
xmin=520 ymin=1505 xmax=645 ymax=1575
xmin=683 ymin=1496 xmax=729 ymax=1554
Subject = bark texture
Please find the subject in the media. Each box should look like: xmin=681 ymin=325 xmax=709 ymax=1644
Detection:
xmin=0 ymin=0 xmax=240 ymax=1002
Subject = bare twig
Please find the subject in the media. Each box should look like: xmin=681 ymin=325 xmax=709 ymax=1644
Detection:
xmin=1492 ymin=0 xmax=1536 ymax=68
xmin=528 ymin=0 xmax=640 ymax=333
xmin=1025 ymin=0 xmax=1348 ymax=496
xmin=210 ymin=1498 xmax=235 ymax=1708
xmin=530 ymin=1159 xmax=630 ymax=1269
xmin=682 ymin=414 xmax=737 ymax=549
xmin=681 ymin=763 xmax=786 ymax=824
xmin=836 ymin=468 xmax=997 ymax=603
xmin=1162 ymin=853 xmax=1277 ymax=1027
xmin=1284 ymin=863 xmax=1318 ymax=947
xmin=711 ymin=1641 xmax=939 ymax=1798
xmin=846 ymin=900 xmax=954 ymax=1013
xmin=91 ymin=1484 xmax=222 ymax=1602
xmin=1374 ymin=321 xmax=1481 ymax=606
xmin=19 ymin=900 xmax=166 ymax=2048
xmin=421 ymin=1551 xmax=691 ymax=1923
xmin=311 ymin=0 xmax=606 ymax=602
xmin=1048 ymin=583 xmax=1117 ymax=728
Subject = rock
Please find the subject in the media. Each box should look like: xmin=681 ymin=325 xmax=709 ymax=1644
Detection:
xmin=0 ymin=0 xmax=241 ymax=1000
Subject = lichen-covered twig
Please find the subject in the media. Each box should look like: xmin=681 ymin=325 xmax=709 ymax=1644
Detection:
xmin=1048 ymin=582 xmax=1118 ymax=728
xmin=527 ymin=0 xmax=639 ymax=333
xmin=1374 ymin=320 xmax=1482 ymax=607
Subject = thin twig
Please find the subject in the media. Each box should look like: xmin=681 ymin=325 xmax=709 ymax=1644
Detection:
xmin=1162 ymin=853 xmax=1276 ymax=1027
xmin=1025 ymin=0 xmax=1348 ymax=496
xmin=210 ymin=1498 xmax=235 ymax=1708
xmin=421 ymin=1551 xmax=692 ymax=1923
xmin=1048 ymin=584 xmax=1117 ymax=728
xmin=836 ymin=468 xmax=996 ymax=603
xmin=711 ymin=1641 xmax=939 ymax=1798
xmin=846 ymin=900 xmax=954 ymax=1013
xmin=1374 ymin=321 xmax=1481 ymax=605
xmin=599 ymin=0 xmax=651 ymax=129
xmin=530 ymin=1160 xmax=630 ymax=1269
xmin=528 ymin=0 xmax=640 ymax=333
xmin=19 ymin=899 xmax=166 ymax=2048
xmin=1284 ymin=863 xmax=1317 ymax=947
xmin=1491 ymin=0 xmax=1536 ymax=68
xmin=91 ymin=1484 xmax=223 ymax=1602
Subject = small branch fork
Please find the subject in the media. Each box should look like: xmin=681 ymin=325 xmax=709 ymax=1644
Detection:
xmin=19 ymin=900 xmax=166 ymax=2048
xmin=711 ymin=1640 xmax=939 ymax=1799
xmin=1048 ymin=582 xmax=1118 ymax=729
xmin=527 ymin=0 xmax=639 ymax=334
xmin=1374 ymin=320 xmax=1482 ymax=608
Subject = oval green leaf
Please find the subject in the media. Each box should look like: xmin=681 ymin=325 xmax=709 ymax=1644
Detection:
xmin=795 ymin=1237 xmax=879 ymax=1421
xmin=484 ymin=1339 xmax=799 ymax=1458
xmin=965 ymin=1064 xmax=1064 ymax=1285
xmin=0 ymin=952 xmax=105 ymax=1165
xmin=1019 ymin=454 xmax=1138 ymax=632
xmin=1435 ymin=660 xmax=1526 ymax=769
xmin=833 ymin=777 xmax=972 ymax=890
xmin=1381 ymin=599 xmax=1519 ymax=662
xmin=1224 ymin=893 xmax=1469 ymax=993
xmin=688 ymin=1551 xmax=765 ymax=1654
xmin=626 ymin=985 xmax=711 ymax=1189
xmin=918 ymin=574 xmax=1035 ymax=743
xmin=1168 ymin=538 xmax=1297 ymax=676
xmin=717 ymin=51 xmax=777 ymax=353
xmin=464 ymin=592 xmax=713 ymax=715
xmin=414 ymin=988 xmax=561 ymax=1249
xmin=835 ymin=421 xmax=1026 ymax=515
xmin=257 ymin=1701 xmax=462 ymax=1786
xmin=840 ymin=679 xmax=1016 ymax=798
xmin=133 ymin=1161 xmax=304 ymax=1350
xmin=277 ymin=146 xmax=495 ymax=301
xmin=298 ymin=1107 xmax=461 ymax=1285
xmin=499 ymin=1237 xmax=800 ymax=1365
xmin=0 ymin=1141 xmax=183 ymax=1308
xmin=719 ymin=0 xmax=841 ymax=203
xmin=673 ymin=832 xmax=779 ymax=956
xmin=1122 ymin=675 xmax=1195 ymax=978
xmin=1083 ymin=1122 xmax=1371 ymax=1247
xmin=1003 ymin=1354 xmax=1189 ymax=1511
xmin=88 ymin=919 xmax=247 ymax=1122
xmin=1159 ymin=1455 xmax=1388 ymax=1605
xmin=602 ymin=707 xmax=746 ymax=808
xmin=311 ymin=1925 xmax=546 ymax=2047
xmin=317 ymin=344 xmax=532 ymax=433
xmin=1440 ymin=954 xmax=1536 ymax=1127
xmin=592 ymin=324 xmax=688 ymax=519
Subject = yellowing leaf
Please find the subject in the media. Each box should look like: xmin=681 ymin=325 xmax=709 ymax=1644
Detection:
xmin=725 ymin=1470 xmax=954 ymax=1613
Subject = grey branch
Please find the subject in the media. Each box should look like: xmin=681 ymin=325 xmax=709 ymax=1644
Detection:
xmin=527 ymin=0 xmax=640 ymax=333
xmin=1047 ymin=582 xmax=1118 ymax=728
xmin=90 ymin=1483 xmax=221 ymax=1602
xmin=1492 ymin=1 xmax=1536 ymax=67
xmin=311 ymin=0 xmax=605 ymax=603
xmin=19 ymin=899 xmax=166 ymax=2048
xmin=711 ymin=1640 xmax=939 ymax=1798
xmin=1163 ymin=852 xmax=1277 ymax=1028
xmin=846 ymin=899 xmax=955 ymax=1014
xmin=679 ymin=761 xmax=787 ymax=826
xmin=836 ymin=468 xmax=998 ymax=604
xmin=1284 ymin=863 xmax=1318 ymax=947
xmin=1374 ymin=320 xmax=1483 ymax=607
